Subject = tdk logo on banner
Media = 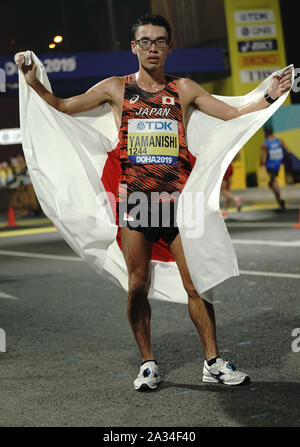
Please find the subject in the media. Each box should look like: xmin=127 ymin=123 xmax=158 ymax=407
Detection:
xmin=241 ymin=12 xmax=267 ymax=20
xmin=136 ymin=121 xmax=173 ymax=131
xmin=234 ymin=10 xmax=275 ymax=23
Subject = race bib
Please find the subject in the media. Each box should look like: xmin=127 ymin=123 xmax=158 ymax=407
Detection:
xmin=269 ymin=147 xmax=283 ymax=161
xmin=127 ymin=119 xmax=179 ymax=164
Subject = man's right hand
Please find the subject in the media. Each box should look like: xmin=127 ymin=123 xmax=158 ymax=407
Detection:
xmin=15 ymin=53 xmax=122 ymax=117
xmin=15 ymin=54 xmax=37 ymax=86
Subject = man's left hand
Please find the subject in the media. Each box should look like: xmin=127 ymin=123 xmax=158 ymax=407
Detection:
xmin=268 ymin=68 xmax=293 ymax=100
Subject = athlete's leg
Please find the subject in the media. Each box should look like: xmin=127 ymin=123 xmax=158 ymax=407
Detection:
xmin=120 ymin=227 xmax=154 ymax=362
xmin=221 ymin=178 xmax=234 ymax=209
xmin=168 ymin=233 xmax=219 ymax=361
xmin=268 ymin=172 xmax=281 ymax=206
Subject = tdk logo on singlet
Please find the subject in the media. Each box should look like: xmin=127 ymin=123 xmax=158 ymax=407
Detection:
xmin=135 ymin=120 xmax=174 ymax=131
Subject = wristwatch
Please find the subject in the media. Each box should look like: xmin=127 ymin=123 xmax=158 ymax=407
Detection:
xmin=264 ymin=89 xmax=278 ymax=104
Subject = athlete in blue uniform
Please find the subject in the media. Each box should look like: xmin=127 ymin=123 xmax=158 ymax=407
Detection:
xmin=261 ymin=125 xmax=290 ymax=211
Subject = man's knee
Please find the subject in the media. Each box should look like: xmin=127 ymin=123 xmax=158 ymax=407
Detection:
xmin=128 ymin=272 xmax=150 ymax=300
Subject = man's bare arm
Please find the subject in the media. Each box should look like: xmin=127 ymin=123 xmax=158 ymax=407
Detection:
xmin=179 ymin=69 xmax=292 ymax=121
xmin=15 ymin=54 xmax=117 ymax=115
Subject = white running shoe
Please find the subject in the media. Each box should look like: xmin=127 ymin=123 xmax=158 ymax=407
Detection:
xmin=134 ymin=360 xmax=161 ymax=391
xmin=203 ymin=357 xmax=250 ymax=385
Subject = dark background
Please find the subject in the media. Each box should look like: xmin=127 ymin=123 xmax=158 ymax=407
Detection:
xmin=0 ymin=0 xmax=298 ymax=162
xmin=0 ymin=0 xmax=297 ymax=67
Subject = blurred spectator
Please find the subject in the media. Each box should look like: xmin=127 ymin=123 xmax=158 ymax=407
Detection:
xmin=260 ymin=125 xmax=288 ymax=211
xmin=0 ymin=160 xmax=15 ymax=187
xmin=0 ymin=155 xmax=31 ymax=189
xmin=0 ymin=155 xmax=42 ymax=217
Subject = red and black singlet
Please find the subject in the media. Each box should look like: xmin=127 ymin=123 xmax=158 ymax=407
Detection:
xmin=101 ymin=73 xmax=196 ymax=261
xmin=117 ymin=74 xmax=193 ymax=202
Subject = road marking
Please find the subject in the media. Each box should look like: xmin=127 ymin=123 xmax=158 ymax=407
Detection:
xmin=227 ymin=204 xmax=277 ymax=212
xmin=226 ymin=203 xmax=300 ymax=213
xmin=233 ymin=239 xmax=300 ymax=247
xmin=0 ymin=218 xmax=51 ymax=228
xmin=251 ymin=412 xmax=269 ymax=420
xmin=1 ymin=250 xmax=299 ymax=280
xmin=0 ymin=328 xmax=6 ymax=352
xmin=5 ymin=222 xmax=293 ymax=234
xmin=0 ymin=227 xmax=57 ymax=238
xmin=0 ymin=291 xmax=19 ymax=300
xmin=0 ymin=250 xmax=82 ymax=262
xmin=227 ymin=222 xmax=295 ymax=228
xmin=240 ymin=270 xmax=300 ymax=280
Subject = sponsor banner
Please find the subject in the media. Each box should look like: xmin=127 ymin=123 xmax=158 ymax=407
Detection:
xmin=238 ymin=39 xmax=278 ymax=53
xmin=240 ymin=67 xmax=280 ymax=83
xmin=224 ymin=0 xmax=287 ymax=95
xmin=0 ymin=68 xmax=5 ymax=92
xmin=0 ymin=128 xmax=22 ymax=145
xmin=4 ymin=56 xmax=78 ymax=79
xmin=224 ymin=0 xmax=289 ymax=179
xmin=234 ymin=10 xmax=275 ymax=23
xmin=235 ymin=24 xmax=277 ymax=39
xmin=0 ymin=47 xmax=225 ymax=87
xmin=127 ymin=119 xmax=179 ymax=165
xmin=239 ymin=52 xmax=280 ymax=67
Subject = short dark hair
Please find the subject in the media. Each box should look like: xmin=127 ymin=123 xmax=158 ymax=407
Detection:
xmin=264 ymin=125 xmax=273 ymax=136
xmin=131 ymin=14 xmax=172 ymax=41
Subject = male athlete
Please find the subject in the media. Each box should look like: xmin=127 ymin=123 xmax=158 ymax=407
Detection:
xmin=16 ymin=14 xmax=292 ymax=391
xmin=260 ymin=124 xmax=289 ymax=211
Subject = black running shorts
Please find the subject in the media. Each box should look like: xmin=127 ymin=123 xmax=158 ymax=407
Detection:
xmin=118 ymin=201 xmax=179 ymax=243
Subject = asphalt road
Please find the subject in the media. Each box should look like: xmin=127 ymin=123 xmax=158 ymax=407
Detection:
xmin=0 ymin=207 xmax=300 ymax=428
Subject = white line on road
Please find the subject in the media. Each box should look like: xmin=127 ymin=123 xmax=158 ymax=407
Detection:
xmin=0 ymin=250 xmax=83 ymax=262
xmin=1 ymin=250 xmax=299 ymax=280
xmin=227 ymin=222 xmax=296 ymax=228
xmin=0 ymin=291 xmax=19 ymax=300
xmin=240 ymin=270 xmax=300 ymax=280
xmin=0 ymin=328 xmax=6 ymax=352
xmin=232 ymin=239 xmax=300 ymax=247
